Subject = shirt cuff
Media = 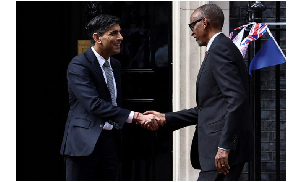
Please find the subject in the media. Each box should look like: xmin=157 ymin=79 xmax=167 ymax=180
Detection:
xmin=126 ymin=111 xmax=134 ymax=123
xmin=218 ymin=147 xmax=230 ymax=151
xmin=103 ymin=122 xmax=113 ymax=130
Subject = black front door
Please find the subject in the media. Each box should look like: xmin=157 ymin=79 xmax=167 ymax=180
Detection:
xmin=84 ymin=2 xmax=174 ymax=180
xmin=106 ymin=2 xmax=173 ymax=180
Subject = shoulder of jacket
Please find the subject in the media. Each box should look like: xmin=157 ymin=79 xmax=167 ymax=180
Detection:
xmin=70 ymin=53 xmax=86 ymax=63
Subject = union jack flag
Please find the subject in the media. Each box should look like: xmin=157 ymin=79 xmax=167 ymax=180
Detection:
xmin=229 ymin=23 xmax=268 ymax=58
xmin=241 ymin=23 xmax=268 ymax=46
xmin=229 ymin=25 xmax=245 ymax=39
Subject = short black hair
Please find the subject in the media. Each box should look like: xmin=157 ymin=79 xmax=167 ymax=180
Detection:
xmin=198 ymin=4 xmax=224 ymax=30
xmin=86 ymin=14 xmax=120 ymax=45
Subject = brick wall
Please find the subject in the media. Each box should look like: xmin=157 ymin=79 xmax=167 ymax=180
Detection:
xmin=229 ymin=1 xmax=286 ymax=181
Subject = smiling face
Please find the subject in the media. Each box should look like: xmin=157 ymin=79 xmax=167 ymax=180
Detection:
xmin=93 ymin=23 xmax=123 ymax=59
xmin=190 ymin=9 xmax=209 ymax=47
xmin=100 ymin=24 xmax=123 ymax=57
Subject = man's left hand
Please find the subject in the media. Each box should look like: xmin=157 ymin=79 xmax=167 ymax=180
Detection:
xmin=215 ymin=148 xmax=230 ymax=175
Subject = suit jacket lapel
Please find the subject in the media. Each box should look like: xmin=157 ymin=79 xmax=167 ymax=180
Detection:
xmin=196 ymin=34 xmax=223 ymax=105
xmin=196 ymin=51 xmax=209 ymax=105
xmin=110 ymin=58 xmax=121 ymax=103
xmin=196 ymin=52 xmax=209 ymax=88
xmin=85 ymin=48 xmax=122 ymax=104
xmin=196 ymin=33 xmax=223 ymax=89
xmin=110 ymin=59 xmax=120 ymax=88
xmin=84 ymin=48 xmax=107 ymax=85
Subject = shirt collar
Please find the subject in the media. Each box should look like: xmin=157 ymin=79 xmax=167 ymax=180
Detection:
xmin=91 ymin=47 xmax=110 ymax=67
xmin=206 ymin=32 xmax=222 ymax=51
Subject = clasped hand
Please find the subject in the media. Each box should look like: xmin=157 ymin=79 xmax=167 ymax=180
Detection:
xmin=134 ymin=111 xmax=166 ymax=131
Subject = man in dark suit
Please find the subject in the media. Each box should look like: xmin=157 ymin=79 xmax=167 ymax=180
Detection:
xmin=144 ymin=4 xmax=254 ymax=181
xmin=60 ymin=14 xmax=158 ymax=181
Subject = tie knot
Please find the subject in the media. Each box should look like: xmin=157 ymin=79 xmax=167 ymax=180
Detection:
xmin=103 ymin=60 xmax=110 ymax=67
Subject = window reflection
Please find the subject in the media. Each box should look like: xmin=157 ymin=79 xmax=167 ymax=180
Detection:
xmin=115 ymin=2 xmax=151 ymax=69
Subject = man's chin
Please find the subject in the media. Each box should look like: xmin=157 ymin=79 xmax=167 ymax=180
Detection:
xmin=112 ymin=49 xmax=121 ymax=55
xmin=197 ymin=41 xmax=204 ymax=47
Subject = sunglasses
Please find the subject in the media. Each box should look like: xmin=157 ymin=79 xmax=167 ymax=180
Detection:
xmin=188 ymin=18 xmax=203 ymax=31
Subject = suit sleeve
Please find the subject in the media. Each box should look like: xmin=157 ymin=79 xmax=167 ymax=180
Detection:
xmin=165 ymin=107 xmax=198 ymax=131
xmin=67 ymin=58 xmax=130 ymax=129
xmin=210 ymin=44 xmax=247 ymax=150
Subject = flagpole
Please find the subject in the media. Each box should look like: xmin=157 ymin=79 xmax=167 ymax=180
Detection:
xmin=275 ymin=2 xmax=281 ymax=180
xmin=248 ymin=1 xmax=265 ymax=181
xmin=262 ymin=22 xmax=286 ymax=26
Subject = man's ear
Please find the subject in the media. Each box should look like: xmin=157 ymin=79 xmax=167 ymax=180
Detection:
xmin=203 ymin=18 xmax=209 ymax=28
xmin=93 ymin=33 xmax=102 ymax=44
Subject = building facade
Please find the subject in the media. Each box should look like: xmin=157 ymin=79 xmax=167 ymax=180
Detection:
xmin=172 ymin=1 xmax=286 ymax=180
xmin=17 ymin=1 xmax=286 ymax=180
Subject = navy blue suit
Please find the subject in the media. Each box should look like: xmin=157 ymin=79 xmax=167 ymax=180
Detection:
xmin=60 ymin=47 xmax=130 ymax=180
xmin=165 ymin=34 xmax=254 ymax=178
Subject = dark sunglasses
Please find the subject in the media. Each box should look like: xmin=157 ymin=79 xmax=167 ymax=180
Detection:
xmin=188 ymin=17 xmax=203 ymax=31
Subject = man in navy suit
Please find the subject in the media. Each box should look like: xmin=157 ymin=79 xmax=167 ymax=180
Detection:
xmin=60 ymin=14 xmax=158 ymax=181
xmin=144 ymin=4 xmax=254 ymax=181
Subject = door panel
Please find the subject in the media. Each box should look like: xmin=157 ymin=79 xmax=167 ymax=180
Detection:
xmin=95 ymin=1 xmax=173 ymax=180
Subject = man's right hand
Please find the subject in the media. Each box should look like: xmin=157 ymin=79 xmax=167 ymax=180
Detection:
xmin=134 ymin=112 xmax=160 ymax=131
xmin=143 ymin=110 xmax=166 ymax=127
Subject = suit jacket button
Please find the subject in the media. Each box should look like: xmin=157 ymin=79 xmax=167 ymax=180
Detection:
xmin=100 ymin=124 xmax=103 ymax=128
xmin=199 ymin=107 xmax=202 ymax=111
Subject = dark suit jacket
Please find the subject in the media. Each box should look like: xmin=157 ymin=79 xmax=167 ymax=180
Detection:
xmin=60 ymin=47 xmax=131 ymax=156
xmin=165 ymin=33 xmax=254 ymax=172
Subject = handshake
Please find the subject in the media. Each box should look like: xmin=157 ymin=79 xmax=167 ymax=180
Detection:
xmin=133 ymin=111 xmax=166 ymax=131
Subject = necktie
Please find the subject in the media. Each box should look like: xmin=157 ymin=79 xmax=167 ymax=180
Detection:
xmin=103 ymin=61 xmax=117 ymax=106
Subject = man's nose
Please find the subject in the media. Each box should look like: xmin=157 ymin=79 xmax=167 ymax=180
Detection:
xmin=118 ymin=33 xmax=123 ymax=41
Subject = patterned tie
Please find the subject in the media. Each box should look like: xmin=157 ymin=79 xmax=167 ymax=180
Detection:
xmin=103 ymin=60 xmax=117 ymax=106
